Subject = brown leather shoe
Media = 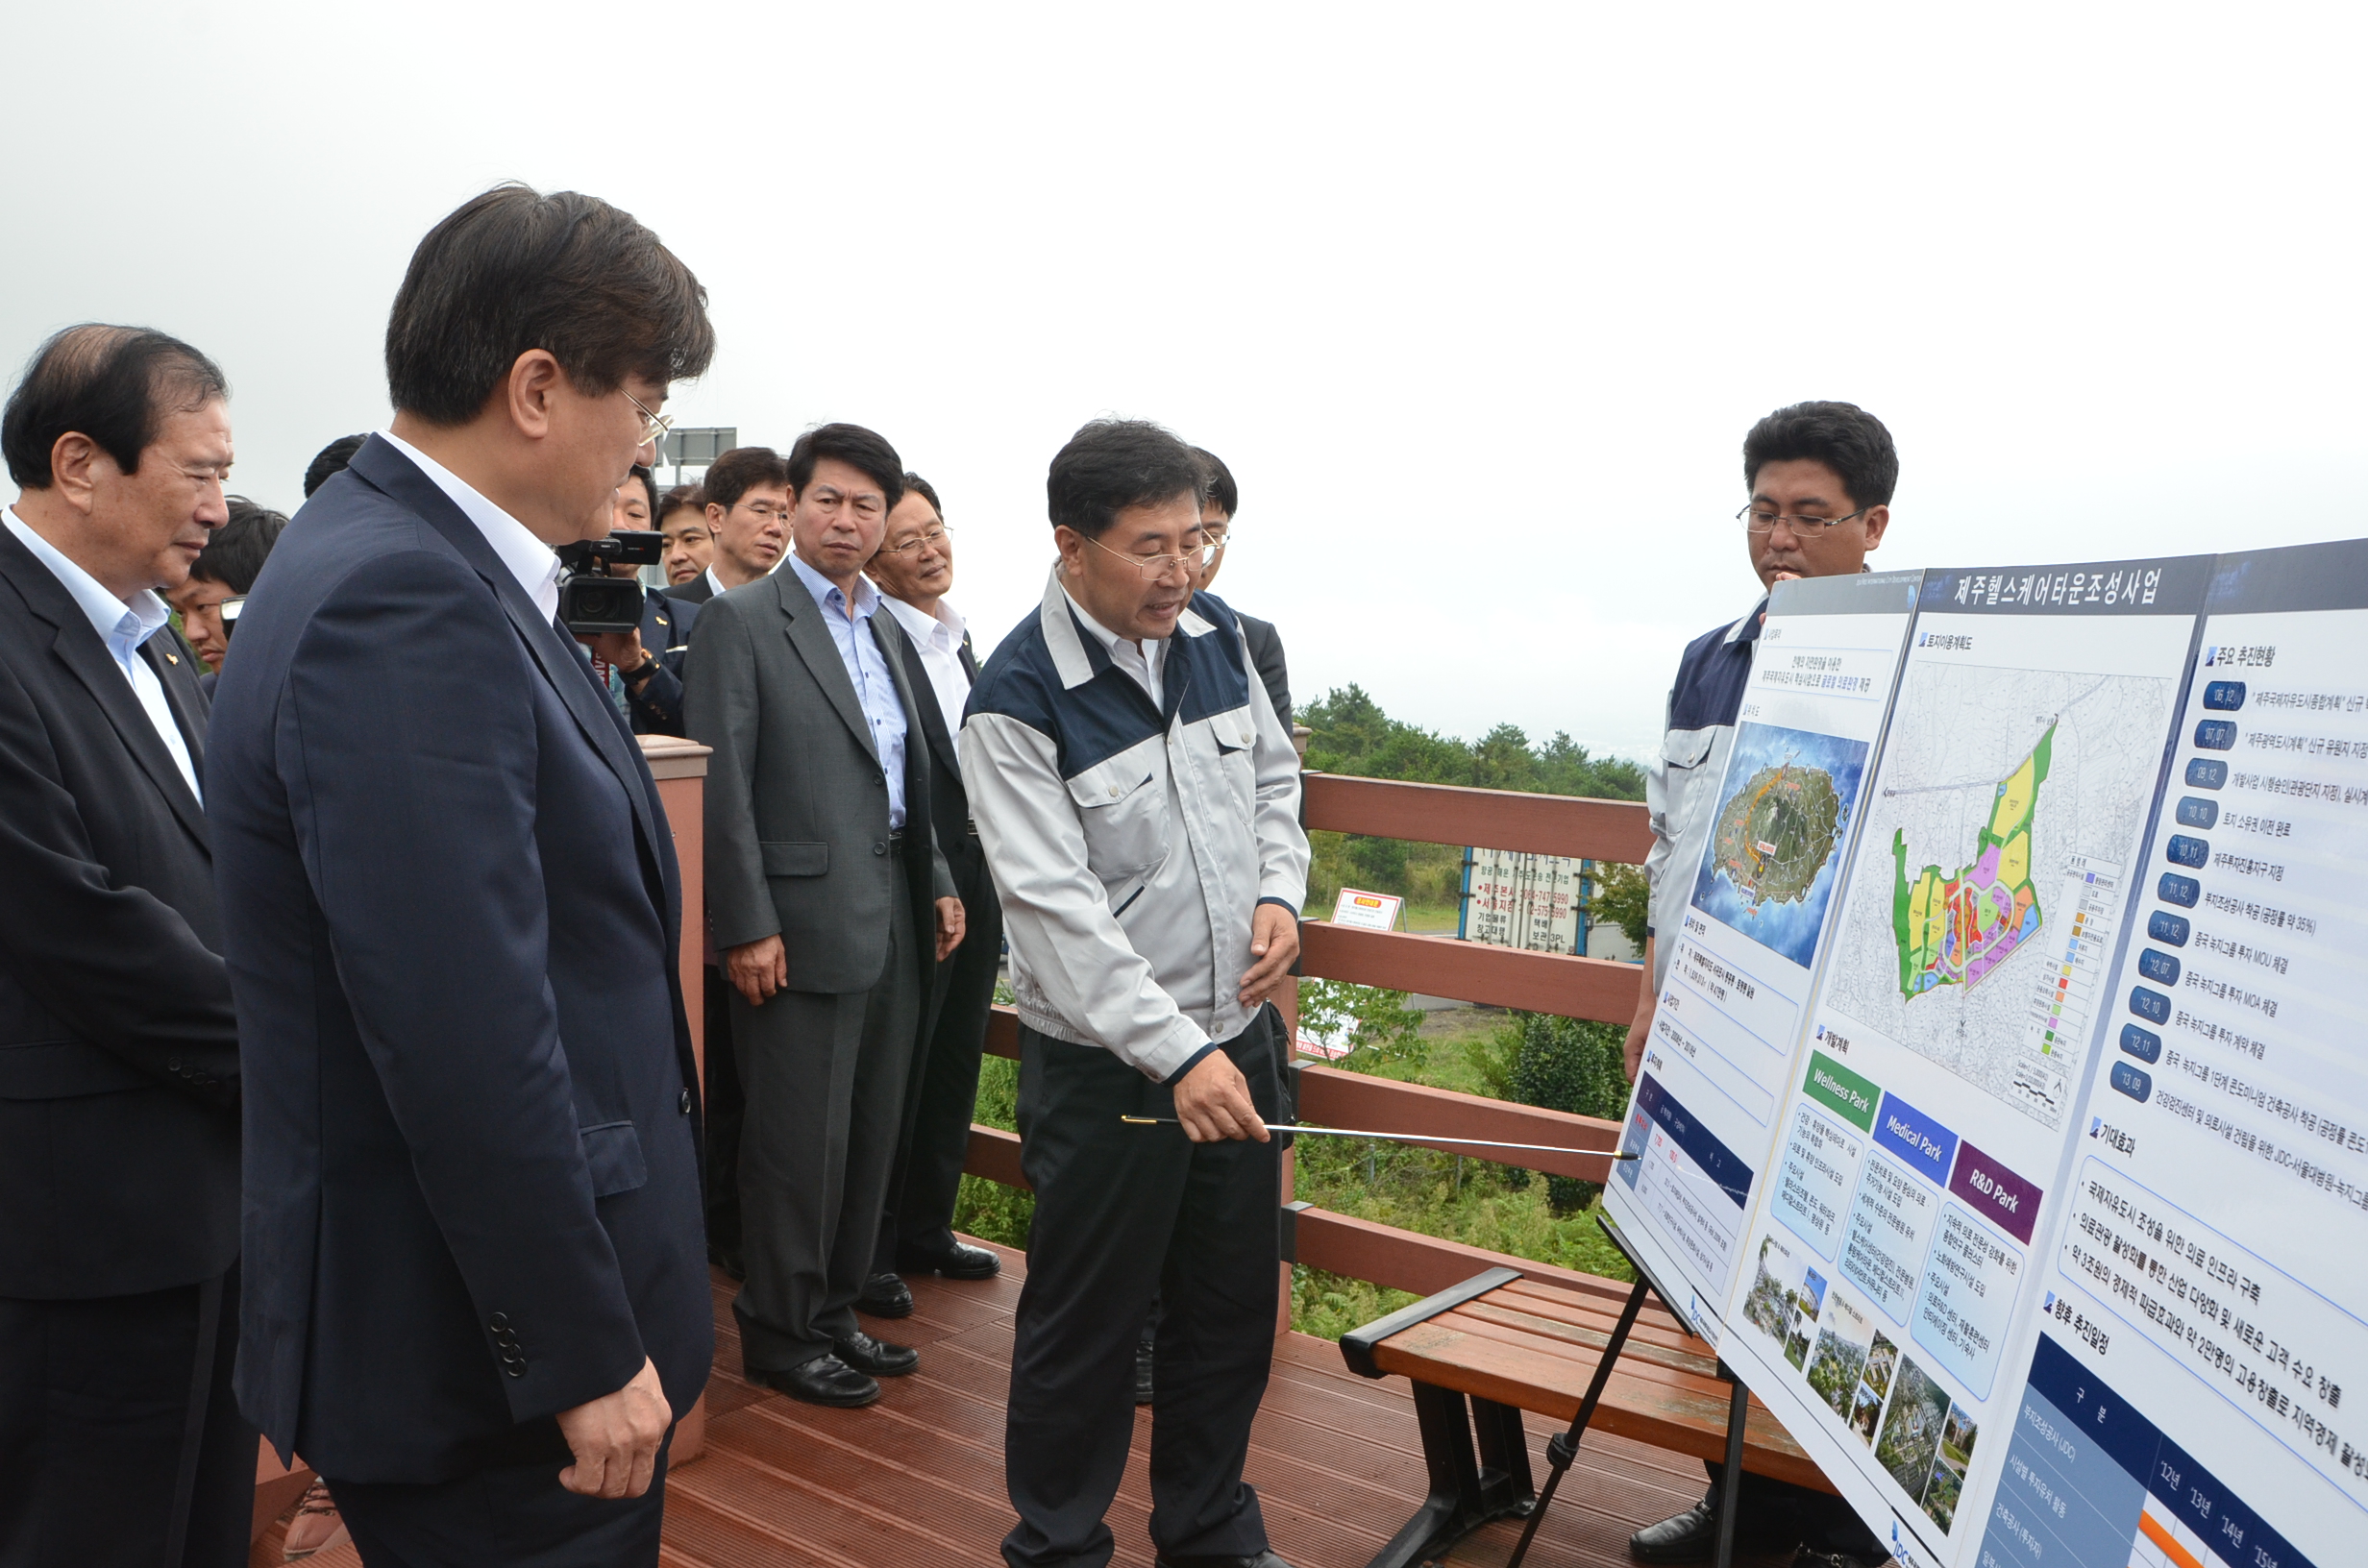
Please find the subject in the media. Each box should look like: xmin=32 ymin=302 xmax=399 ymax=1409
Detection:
xmin=284 ymin=1478 xmax=349 ymax=1560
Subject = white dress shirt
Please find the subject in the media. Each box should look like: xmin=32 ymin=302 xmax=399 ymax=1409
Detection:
xmin=1062 ymin=586 xmax=1167 ymax=709
xmin=880 ymin=594 xmax=973 ymax=731
xmin=3 ymin=506 xmax=202 ymax=801
xmin=376 ymin=429 xmax=561 ymax=621
xmin=703 ymin=564 xmax=728 ymax=600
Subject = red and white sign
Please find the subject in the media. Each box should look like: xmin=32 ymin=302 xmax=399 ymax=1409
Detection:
xmin=1329 ymin=886 xmax=1403 ymax=931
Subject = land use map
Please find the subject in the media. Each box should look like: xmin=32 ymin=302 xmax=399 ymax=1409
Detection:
xmin=1819 ymin=664 xmax=2179 ymax=1128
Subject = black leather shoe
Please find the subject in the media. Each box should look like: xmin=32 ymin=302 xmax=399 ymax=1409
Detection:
xmin=857 ymin=1271 xmax=914 ymax=1318
xmin=897 ymin=1240 xmax=1001 ymax=1280
xmin=752 ymin=1354 xmax=878 ymax=1409
xmin=833 ymin=1329 xmax=919 ymax=1378
xmin=1135 ymin=1338 xmax=1155 ymax=1406
xmin=1628 ymin=1500 xmax=1718 ymax=1563
xmin=708 ymin=1242 xmax=746 ymax=1282
xmin=1156 ymin=1551 xmax=1292 ymax=1568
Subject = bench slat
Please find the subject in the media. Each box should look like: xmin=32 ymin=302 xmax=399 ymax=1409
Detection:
xmin=1369 ymin=1319 xmax=1836 ymax=1493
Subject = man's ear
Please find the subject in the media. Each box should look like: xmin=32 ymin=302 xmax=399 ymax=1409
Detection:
xmin=504 ymin=349 xmax=565 ymax=440
xmin=1860 ymin=503 xmax=1891 ymax=554
xmin=48 ymin=431 xmax=101 ymax=514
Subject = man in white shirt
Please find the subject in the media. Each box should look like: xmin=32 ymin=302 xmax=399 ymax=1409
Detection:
xmin=0 ymin=324 xmax=253 ymax=1566
xmin=859 ymin=473 xmax=1005 ymax=1314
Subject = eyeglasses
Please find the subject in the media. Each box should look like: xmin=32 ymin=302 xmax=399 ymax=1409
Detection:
xmin=624 ymin=390 xmax=672 ymax=449
xmin=881 ymin=523 xmax=953 ymax=557
xmin=1738 ymin=504 xmax=1868 ymax=535
xmin=1088 ymin=531 xmax=1217 ymax=580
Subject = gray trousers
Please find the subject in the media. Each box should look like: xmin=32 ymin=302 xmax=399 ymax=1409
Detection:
xmin=729 ymin=868 xmax=921 ymax=1371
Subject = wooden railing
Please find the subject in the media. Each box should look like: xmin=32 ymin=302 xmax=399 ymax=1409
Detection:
xmin=960 ymin=772 xmax=1652 ymax=1308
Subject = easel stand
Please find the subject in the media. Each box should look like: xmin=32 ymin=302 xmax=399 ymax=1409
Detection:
xmin=1496 ymin=1215 xmax=1753 ymax=1568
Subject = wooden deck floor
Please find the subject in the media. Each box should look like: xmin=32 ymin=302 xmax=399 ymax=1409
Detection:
xmin=257 ymin=1239 xmax=1792 ymax=1568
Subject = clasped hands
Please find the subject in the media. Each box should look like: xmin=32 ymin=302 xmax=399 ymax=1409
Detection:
xmin=727 ymin=896 xmax=967 ymax=1005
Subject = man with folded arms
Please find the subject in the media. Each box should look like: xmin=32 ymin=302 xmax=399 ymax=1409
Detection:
xmin=964 ymin=418 xmax=1308 ymax=1568
xmin=210 ymin=184 xmax=715 ymax=1565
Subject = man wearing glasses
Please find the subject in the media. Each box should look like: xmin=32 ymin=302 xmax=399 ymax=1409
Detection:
xmin=858 ymin=475 xmax=1007 ymax=1317
xmin=964 ymin=419 xmax=1308 ymax=1568
xmin=663 ymin=444 xmax=790 ymax=603
xmin=1622 ymin=400 xmax=1895 ymax=1568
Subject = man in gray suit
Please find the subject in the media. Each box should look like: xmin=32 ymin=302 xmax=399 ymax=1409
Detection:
xmin=684 ymin=422 xmax=964 ymax=1409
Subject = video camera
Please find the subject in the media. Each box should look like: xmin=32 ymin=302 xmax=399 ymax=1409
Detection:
xmin=555 ymin=529 xmax=666 ymax=634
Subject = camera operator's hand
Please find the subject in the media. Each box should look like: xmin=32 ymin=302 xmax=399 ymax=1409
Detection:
xmin=726 ymin=935 xmax=787 ymax=1006
xmin=578 ymin=626 xmax=649 ymax=674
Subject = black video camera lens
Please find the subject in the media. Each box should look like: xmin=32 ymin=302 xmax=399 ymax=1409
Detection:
xmin=559 ymin=575 xmax=646 ymax=635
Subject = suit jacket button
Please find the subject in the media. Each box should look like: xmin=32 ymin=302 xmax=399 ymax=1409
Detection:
xmin=490 ymin=1312 xmax=510 ymax=1331
xmin=873 ymin=841 xmax=887 ymax=856
xmin=167 ymin=1057 xmax=182 ymax=1072
xmin=678 ymin=1087 xmax=693 ymax=1115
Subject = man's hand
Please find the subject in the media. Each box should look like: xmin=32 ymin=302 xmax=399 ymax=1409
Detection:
xmin=934 ymin=896 xmax=966 ymax=963
xmin=555 ymin=1356 xmax=672 ymax=1500
xmin=1237 ymin=902 xmax=1299 ymax=1009
xmin=580 ymin=627 xmax=649 ymax=673
xmin=726 ymin=935 xmax=787 ymax=1006
xmin=1172 ymin=1050 xmax=1268 ymax=1143
xmin=1622 ymin=938 xmax=1657 ymax=1083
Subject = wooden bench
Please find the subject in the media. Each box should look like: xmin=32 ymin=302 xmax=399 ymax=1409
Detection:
xmin=1339 ymin=1228 xmax=1832 ymax=1568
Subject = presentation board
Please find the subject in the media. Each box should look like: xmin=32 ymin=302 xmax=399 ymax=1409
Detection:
xmin=1603 ymin=543 xmax=2368 ymax=1566
xmin=1974 ymin=539 xmax=2368 ymax=1568
xmin=1604 ymin=570 xmax=1921 ymax=1335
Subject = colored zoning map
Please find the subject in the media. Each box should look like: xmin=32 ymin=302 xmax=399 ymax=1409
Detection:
xmin=1714 ymin=760 xmax=1844 ymax=911
xmin=1890 ymin=723 xmax=2053 ymax=999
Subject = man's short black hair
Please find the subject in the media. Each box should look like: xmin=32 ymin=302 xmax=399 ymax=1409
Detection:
xmin=1741 ymin=402 xmax=1899 ymax=509
xmin=658 ymin=481 xmax=704 ymax=523
xmin=384 ymin=184 xmax=715 ymax=426
xmin=625 ymin=463 xmax=659 ymax=513
xmin=786 ymin=424 xmax=904 ymax=513
xmin=189 ymin=496 xmax=287 ymax=593
xmin=1191 ymin=446 xmax=1238 ymax=518
xmin=900 ymin=472 xmax=943 ymax=517
xmin=304 ymin=433 xmax=368 ymax=498
xmin=701 ymin=446 xmax=789 ymax=511
xmin=2 ymin=324 xmax=229 ymax=490
xmin=1048 ymin=419 xmax=1206 ymax=539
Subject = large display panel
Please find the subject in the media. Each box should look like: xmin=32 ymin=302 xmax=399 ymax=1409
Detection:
xmin=1606 ymin=570 xmax=1920 ymax=1333
xmin=1708 ymin=557 xmax=2211 ymax=1567
xmin=1977 ymin=539 xmax=2368 ymax=1568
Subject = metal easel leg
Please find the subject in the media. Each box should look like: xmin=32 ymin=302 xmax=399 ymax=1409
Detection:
xmin=1713 ymin=1362 xmax=1749 ymax=1568
xmin=1498 ymin=1276 xmax=1651 ymax=1568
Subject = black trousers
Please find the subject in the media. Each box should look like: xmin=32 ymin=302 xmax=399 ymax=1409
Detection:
xmin=876 ymin=862 xmax=1002 ymax=1271
xmin=1003 ymin=1014 xmax=1282 ymax=1568
xmin=329 ymin=1430 xmax=672 ymax=1567
xmin=1702 ymin=1460 xmax=1885 ymax=1557
xmin=0 ymin=1263 xmax=255 ymax=1568
xmin=731 ymin=870 xmax=923 ymax=1371
xmin=702 ymin=963 xmax=745 ymax=1256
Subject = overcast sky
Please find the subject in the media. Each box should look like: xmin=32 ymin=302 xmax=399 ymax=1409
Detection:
xmin=7 ymin=3 xmax=2363 ymax=763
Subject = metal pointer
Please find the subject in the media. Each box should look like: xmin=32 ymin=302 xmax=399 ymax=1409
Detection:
xmin=1119 ymin=1115 xmax=1638 ymax=1159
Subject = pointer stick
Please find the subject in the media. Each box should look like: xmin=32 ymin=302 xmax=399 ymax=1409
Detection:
xmin=1119 ymin=1115 xmax=1639 ymax=1160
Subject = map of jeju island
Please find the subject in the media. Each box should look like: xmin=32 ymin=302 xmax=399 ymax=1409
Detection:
xmin=1714 ymin=762 xmax=1843 ymax=910
xmin=1891 ymin=723 xmax=2052 ymax=999
xmin=1690 ymin=723 xmax=1868 ymax=971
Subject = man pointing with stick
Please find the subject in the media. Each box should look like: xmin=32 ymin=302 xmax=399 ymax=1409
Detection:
xmin=963 ymin=419 xmax=1309 ymax=1568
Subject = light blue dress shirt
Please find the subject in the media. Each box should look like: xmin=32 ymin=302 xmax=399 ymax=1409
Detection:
xmin=3 ymin=507 xmax=202 ymax=802
xmin=785 ymin=551 xmax=908 ymax=829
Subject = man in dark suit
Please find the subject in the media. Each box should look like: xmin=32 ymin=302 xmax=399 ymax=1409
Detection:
xmin=859 ymin=472 xmax=1004 ymax=1317
xmin=209 ymin=185 xmax=717 ymax=1567
xmin=1190 ymin=447 xmax=1290 ymax=728
xmin=659 ymin=444 xmax=789 ymax=606
xmin=0 ymin=325 xmax=252 ymax=1567
xmin=684 ymin=423 xmax=965 ymax=1409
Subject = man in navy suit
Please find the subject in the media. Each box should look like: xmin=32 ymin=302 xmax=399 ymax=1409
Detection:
xmin=209 ymin=184 xmax=718 ymax=1566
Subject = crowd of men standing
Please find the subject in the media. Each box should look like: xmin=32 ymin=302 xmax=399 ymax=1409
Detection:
xmin=0 ymin=184 xmax=1309 ymax=1568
